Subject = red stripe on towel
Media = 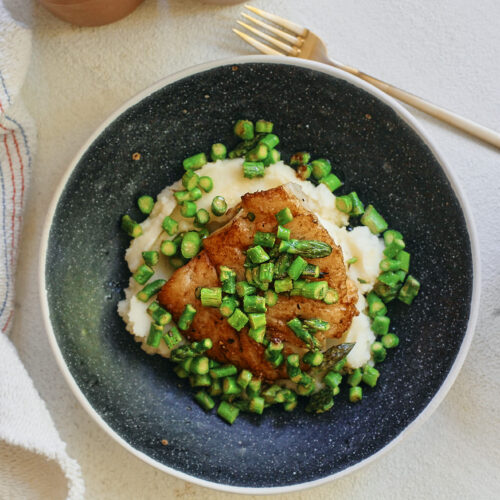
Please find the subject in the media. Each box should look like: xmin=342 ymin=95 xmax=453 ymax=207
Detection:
xmin=0 ymin=124 xmax=26 ymax=208
xmin=2 ymin=133 xmax=17 ymax=265
xmin=2 ymin=309 xmax=13 ymax=332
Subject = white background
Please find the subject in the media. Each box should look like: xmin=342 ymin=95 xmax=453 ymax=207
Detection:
xmin=11 ymin=0 xmax=500 ymax=498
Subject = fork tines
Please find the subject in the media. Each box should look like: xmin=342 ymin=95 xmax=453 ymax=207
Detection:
xmin=233 ymin=4 xmax=308 ymax=56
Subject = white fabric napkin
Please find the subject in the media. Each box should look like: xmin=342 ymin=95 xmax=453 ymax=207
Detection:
xmin=0 ymin=2 xmax=84 ymax=498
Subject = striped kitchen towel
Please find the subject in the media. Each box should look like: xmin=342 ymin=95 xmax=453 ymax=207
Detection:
xmin=0 ymin=2 xmax=84 ymax=499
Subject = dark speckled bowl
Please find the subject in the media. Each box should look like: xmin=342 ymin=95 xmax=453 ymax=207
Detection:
xmin=40 ymin=56 xmax=480 ymax=493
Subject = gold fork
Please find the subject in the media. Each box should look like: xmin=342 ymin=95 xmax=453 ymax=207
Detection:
xmin=234 ymin=5 xmax=500 ymax=149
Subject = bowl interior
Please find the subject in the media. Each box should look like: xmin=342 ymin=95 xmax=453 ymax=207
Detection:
xmin=44 ymin=62 xmax=473 ymax=489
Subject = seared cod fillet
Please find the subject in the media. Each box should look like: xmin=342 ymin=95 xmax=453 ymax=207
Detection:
xmin=158 ymin=184 xmax=358 ymax=381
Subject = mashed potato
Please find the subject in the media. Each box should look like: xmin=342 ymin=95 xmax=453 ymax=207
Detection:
xmin=117 ymin=158 xmax=384 ymax=368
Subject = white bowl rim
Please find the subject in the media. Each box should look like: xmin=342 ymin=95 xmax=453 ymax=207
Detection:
xmin=39 ymin=54 xmax=481 ymax=495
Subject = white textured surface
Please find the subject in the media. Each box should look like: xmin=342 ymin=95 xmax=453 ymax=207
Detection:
xmin=10 ymin=0 xmax=500 ymax=498
xmin=0 ymin=2 xmax=84 ymax=499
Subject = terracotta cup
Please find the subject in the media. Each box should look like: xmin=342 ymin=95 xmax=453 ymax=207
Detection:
xmin=38 ymin=0 xmax=146 ymax=27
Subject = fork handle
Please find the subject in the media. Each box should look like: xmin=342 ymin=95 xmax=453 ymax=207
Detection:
xmin=327 ymin=59 xmax=500 ymax=149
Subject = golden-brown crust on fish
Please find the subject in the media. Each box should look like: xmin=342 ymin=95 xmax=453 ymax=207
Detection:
xmin=158 ymin=184 xmax=358 ymax=381
xmin=158 ymin=252 xmax=285 ymax=380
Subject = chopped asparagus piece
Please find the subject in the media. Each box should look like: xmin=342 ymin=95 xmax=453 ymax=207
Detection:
xmin=183 ymin=152 xmax=207 ymax=171
xmin=210 ymin=143 xmax=227 ymax=161
xmin=137 ymin=195 xmax=154 ymax=215
xmin=361 ymin=205 xmax=388 ymax=234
